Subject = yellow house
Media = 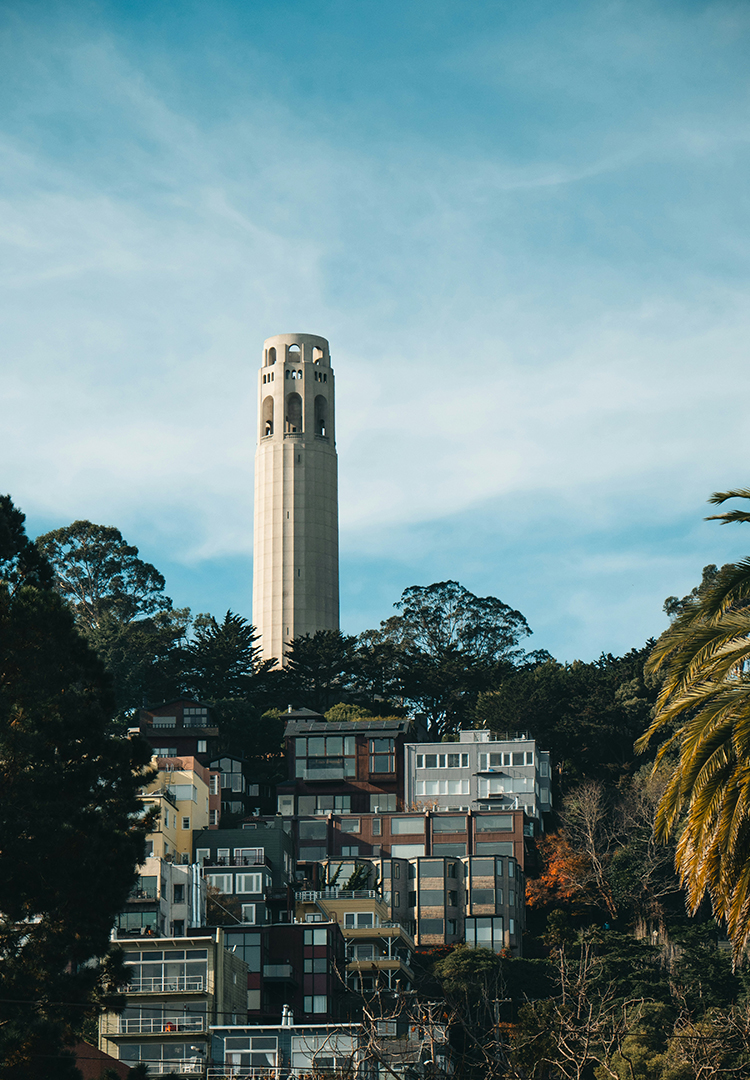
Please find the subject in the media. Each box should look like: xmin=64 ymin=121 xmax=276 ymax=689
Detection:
xmin=142 ymin=756 xmax=210 ymax=863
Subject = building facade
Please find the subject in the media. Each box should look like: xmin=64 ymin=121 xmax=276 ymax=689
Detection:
xmin=99 ymin=930 xmax=248 ymax=1074
xmin=136 ymin=700 xmax=220 ymax=767
xmin=252 ymin=333 xmax=339 ymax=665
xmin=404 ymin=729 xmax=552 ymax=825
xmin=277 ymin=715 xmax=422 ymax=818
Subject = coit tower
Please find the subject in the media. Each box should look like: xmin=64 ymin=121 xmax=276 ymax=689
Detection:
xmin=252 ymin=333 xmax=339 ymax=665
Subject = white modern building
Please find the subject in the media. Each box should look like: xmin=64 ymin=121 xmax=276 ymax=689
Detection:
xmin=404 ymin=729 xmax=552 ymax=824
xmin=252 ymin=333 xmax=339 ymax=666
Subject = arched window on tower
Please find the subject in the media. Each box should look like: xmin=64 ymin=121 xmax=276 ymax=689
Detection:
xmin=312 ymin=346 xmax=325 ymax=364
xmin=263 ymin=396 xmax=274 ymax=437
xmin=267 ymin=346 xmax=276 ymax=366
xmin=314 ymin=395 xmax=328 ymax=437
xmin=287 ymin=343 xmax=301 ymax=362
xmin=286 ymin=392 xmax=302 ymax=433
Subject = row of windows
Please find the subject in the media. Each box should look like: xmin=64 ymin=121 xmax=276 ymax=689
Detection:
xmin=262 ymin=371 xmax=275 ymax=383
xmin=416 ymin=779 xmax=470 ymax=796
xmin=479 ymin=751 xmax=534 ymax=768
xmin=205 ymin=873 xmax=265 ymax=894
xmin=416 ymin=753 xmax=470 ymax=769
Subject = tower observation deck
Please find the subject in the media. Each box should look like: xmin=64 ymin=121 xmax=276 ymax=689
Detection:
xmin=252 ymin=333 xmax=340 ymax=666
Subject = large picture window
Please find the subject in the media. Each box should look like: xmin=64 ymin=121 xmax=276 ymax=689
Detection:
xmin=391 ymin=817 xmax=424 ymax=835
xmin=466 ymin=916 xmax=504 ymax=953
xmin=296 ymin=736 xmax=356 ymax=779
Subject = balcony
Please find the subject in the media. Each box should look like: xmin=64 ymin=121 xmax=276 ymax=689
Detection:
xmin=128 ymin=976 xmax=204 ymax=994
xmin=136 ymin=1063 xmax=204 ymax=1076
xmin=203 ymin=854 xmax=268 ymax=868
xmin=127 ymin=888 xmax=158 ymax=902
xmin=297 ymin=889 xmax=378 ymax=902
xmin=207 ymin=1070 xmax=355 ymax=1080
xmin=110 ymin=1016 xmax=204 ymax=1035
xmin=263 ymin=963 xmax=294 ymax=980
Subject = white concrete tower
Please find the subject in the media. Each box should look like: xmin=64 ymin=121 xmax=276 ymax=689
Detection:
xmin=252 ymin=332 xmax=339 ymax=665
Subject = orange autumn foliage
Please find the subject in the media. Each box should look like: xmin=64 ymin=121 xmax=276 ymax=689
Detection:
xmin=526 ymin=833 xmax=590 ymax=910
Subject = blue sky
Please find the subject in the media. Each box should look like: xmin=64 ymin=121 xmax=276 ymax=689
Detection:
xmin=2 ymin=0 xmax=750 ymax=661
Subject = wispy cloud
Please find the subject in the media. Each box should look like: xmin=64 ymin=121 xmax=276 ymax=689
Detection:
xmin=1 ymin=0 xmax=749 ymax=659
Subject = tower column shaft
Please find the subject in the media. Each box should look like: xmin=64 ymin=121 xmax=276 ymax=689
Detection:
xmin=252 ymin=333 xmax=339 ymax=665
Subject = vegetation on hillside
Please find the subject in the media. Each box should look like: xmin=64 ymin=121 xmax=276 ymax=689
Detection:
xmin=8 ymin=486 xmax=750 ymax=1077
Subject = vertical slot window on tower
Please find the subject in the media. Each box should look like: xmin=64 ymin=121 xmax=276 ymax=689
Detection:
xmin=262 ymin=396 xmax=274 ymax=437
xmin=285 ymin=392 xmax=302 ymax=433
xmin=314 ymin=395 xmax=328 ymax=437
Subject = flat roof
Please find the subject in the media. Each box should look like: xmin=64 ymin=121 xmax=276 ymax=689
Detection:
xmin=285 ymin=718 xmax=411 ymax=736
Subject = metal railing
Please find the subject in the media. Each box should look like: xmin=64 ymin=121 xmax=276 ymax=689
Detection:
xmin=203 ymin=855 xmax=268 ymax=868
xmin=138 ymin=1062 xmax=204 ymax=1076
xmin=207 ymin=1070 xmax=359 ymax=1080
xmin=117 ymin=1015 xmax=204 ymax=1034
xmin=128 ymin=975 xmax=204 ymax=993
xmin=297 ymin=890 xmax=378 ymax=902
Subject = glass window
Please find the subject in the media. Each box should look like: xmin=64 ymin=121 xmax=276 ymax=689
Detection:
xmin=299 ymin=821 xmax=327 ymax=840
xmin=344 ymin=912 xmax=374 ymax=928
xmin=475 ymin=841 xmax=514 ymax=855
xmin=424 ymin=754 xmax=437 ymax=768
xmin=372 ymin=818 xmax=382 ymax=835
xmin=476 ymin=815 xmax=514 ymax=832
xmin=432 ymin=816 xmax=466 ymax=833
xmin=235 ymin=873 xmax=263 ymax=894
xmin=393 ymin=843 xmax=425 ymax=857
xmin=416 ymin=755 xmax=424 ymax=768
xmin=472 ymin=888 xmax=495 ymax=904
xmin=419 ymin=919 xmax=444 ymax=935
xmin=304 ymin=928 xmax=328 ymax=944
xmin=433 ymin=843 xmax=466 ymax=857
xmin=466 ymin=915 xmax=504 ymax=952
xmin=471 ymin=859 xmax=495 ymax=876
xmin=419 ymin=859 xmax=444 ymax=878
xmin=340 ymin=819 xmax=360 ymax=834
xmin=371 ymin=794 xmax=397 ymax=812
xmin=391 ymin=817 xmax=424 ymax=835
xmin=206 ymin=873 xmax=233 ymax=893
xmin=369 ymin=738 xmax=395 ymax=774
xmin=419 ymin=890 xmax=444 ymax=905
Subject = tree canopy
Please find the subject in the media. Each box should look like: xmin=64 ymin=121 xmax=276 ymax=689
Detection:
xmin=36 ymin=520 xmax=171 ymax=630
xmin=0 ymin=498 xmax=154 ymax=1078
xmin=377 ymin=581 xmax=536 ymax=736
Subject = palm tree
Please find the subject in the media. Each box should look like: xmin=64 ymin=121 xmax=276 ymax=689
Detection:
xmin=637 ymin=488 xmax=750 ymax=962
